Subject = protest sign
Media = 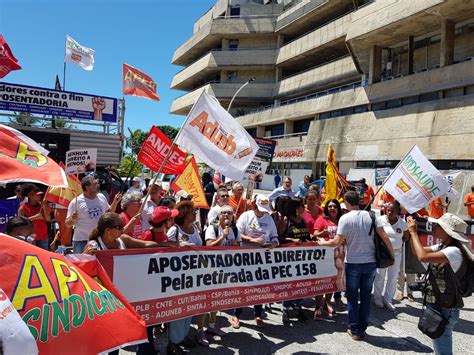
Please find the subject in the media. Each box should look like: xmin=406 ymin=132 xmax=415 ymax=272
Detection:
xmin=0 ymin=235 xmax=147 ymax=354
xmin=96 ymin=245 xmax=339 ymax=325
xmin=0 ymin=124 xmax=67 ymax=187
xmin=375 ymin=168 xmax=390 ymax=186
xmin=0 ymin=288 xmax=38 ymax=355
xmin=384 ymin=145 xmax=448 ymax=213
xmin=0 ymin=198 xmax=19 ymax=233
xmin=65 ymin=148 xmax=97 ymax=174
xmin=171 ymin=157 xmax=209 ymax=209
xmin=0 ymin=82 xmax=118 ymax=122
xmin=444 ymin=171 xmax=462 ymax=200
xmin=175 ymin=92 xmax=258 ymax=181
xmin=243 ymin=137 xmax=276 ymax=183
xmin=137 ymin=126 xmax=186 ymax=175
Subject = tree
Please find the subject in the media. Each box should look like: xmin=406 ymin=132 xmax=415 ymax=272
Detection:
xmin=126 ymin=128 xmax=147 ymax=156
xmin=9 ymin=112 xmax=39 ymax=126
xmin=157 ymin=125 xmax=179 ymax=140
xmin=45 ymin=118 xmax=73 ymax=129
xmin=117 ymin=155 xmax=142 ymax=178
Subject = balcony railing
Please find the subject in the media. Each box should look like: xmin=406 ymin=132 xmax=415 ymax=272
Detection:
xmin=236 ymin=80 xmax=363 ymax=117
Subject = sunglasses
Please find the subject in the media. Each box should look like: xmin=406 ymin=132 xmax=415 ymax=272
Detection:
xmin=328 ymin=205 xmax=338 ymax=209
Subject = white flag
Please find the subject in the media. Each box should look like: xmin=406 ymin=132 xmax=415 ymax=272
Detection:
xmin=64 ymin=35 xmax=95 ymax=71
xmin=444 ymin=171 xmax=462 ymax=200
xmin=384 ymin=145 xmax=449 ymax=213
xmin=175 ymin=92 xmax=258 ymax=181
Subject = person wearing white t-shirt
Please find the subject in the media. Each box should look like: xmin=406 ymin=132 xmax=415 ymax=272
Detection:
xmin=66 ymin=175 xmax=122 ymax=254
xmin=141 ymin=182 xmax=162 ymax=231
xmin=374 ymin=202 xmax=409 ymax=311
xmin=407 ymin=213 xmax=472 ymax=355
xmin=205 ymin=205 xmax=240 ymax=246
xmin=232 ymin=194 xmax=278 ymax=329
xmin=317 ymin=191 xmax=394 ymax=341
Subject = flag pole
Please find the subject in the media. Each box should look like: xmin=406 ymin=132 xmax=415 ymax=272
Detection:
xmin=138 ymin=91 xmax=205 ymax=214
xmin=364 ymin=144 xmax=416 ymax=210
xmin=63 ymin=62 xmax=67 ymax=90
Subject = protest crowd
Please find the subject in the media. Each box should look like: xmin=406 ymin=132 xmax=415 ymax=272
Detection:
xmin=3 ymin=162 xmax=473 ymax=354
xmin=0 ymin=37 xmax=473 ymax=355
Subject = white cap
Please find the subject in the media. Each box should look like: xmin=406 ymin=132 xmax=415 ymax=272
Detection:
xmin=175 ymin=190 xmax=191 ymax=203
xmin=132 ymin=177 xmax=140 ymax=182
xmin=255 ymin=194 xmax=271 ymax=213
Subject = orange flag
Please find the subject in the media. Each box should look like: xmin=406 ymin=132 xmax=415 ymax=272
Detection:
xmin=44 ymin=174 xmax=83 ymax=207
xmin=171 ymin=157 xmax=209 ymax=209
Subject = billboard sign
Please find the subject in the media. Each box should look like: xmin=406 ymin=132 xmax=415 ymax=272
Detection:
xmin=0 ymin=82 xmax=118 ymax=122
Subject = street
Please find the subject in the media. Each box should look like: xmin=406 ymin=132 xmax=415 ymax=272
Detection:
xmin=123 ymin=292 xmax=474 ymax=354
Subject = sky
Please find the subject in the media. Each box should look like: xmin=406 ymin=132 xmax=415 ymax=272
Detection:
xmin=0 ymin=0 xmax=216 ymax=132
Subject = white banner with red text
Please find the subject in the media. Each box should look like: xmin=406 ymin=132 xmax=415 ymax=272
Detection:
xmin=96 ymin=245 xmax=340 ymax=325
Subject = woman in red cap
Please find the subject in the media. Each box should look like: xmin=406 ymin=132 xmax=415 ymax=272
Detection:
xmin=140 ymin=206 xmax=180 ymax=246
xmin=18 ymin=183 xmax=51 ymax=250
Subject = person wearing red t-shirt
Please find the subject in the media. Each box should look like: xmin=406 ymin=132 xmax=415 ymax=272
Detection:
xmin=141 ymin=206 xmax=179 ymax=246
xmin=120 ymin=190 xmax=144 ymax=238
xmin=18 ymin=184 xmax=51 ymax=250
xmin=313 ymin=199 xmax=345 ymax=318
xmin=300 ymin=190 xmax=323 ymax=235
xmin=464 ymin=185 xmax=474 ymax=220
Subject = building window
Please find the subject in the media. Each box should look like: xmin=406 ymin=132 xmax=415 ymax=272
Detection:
xmin=293 ymin=118 xmax=312 ymax=134
xmin=356 ymin=161 xmax=376 ymax=168
xmin=386 ymin=99 xmax=402 ymax=109
xmin=354 ymin=105 xmax=368 ymax=113
xmin=402 ymin=96 xmax=419 ymax=106
xmin=264 ymin=123 xmax=284 ymax=138
xmin=228 ymin=39 xmax=239 ymax=50
xmin=229 ymin=6 xmax=240 ymax=17
xmin=372 ymin=102 xmax=386 ymax=111
xmin=320 ymin=112 xmax=331 ymax=120
xmin=246 ymin=127 xmax=257 ymax=137
xmin=227 ymin=71 xmax=238 ymax=82
xmin=419 ymin=92 xmax=438 ymax=103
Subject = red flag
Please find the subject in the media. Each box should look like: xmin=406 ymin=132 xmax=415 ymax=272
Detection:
xmin=123 ymin=63 xmax=160 ymax=101
xmin=137 ymin=126 xmax=186 ymax=174
xmin=0 ymin=124 xmax=67 ymax=186
xmin=0 ymin=235 xmax=147 ymax=354
xmin=0 ymin=35 xmax=22 ymax=78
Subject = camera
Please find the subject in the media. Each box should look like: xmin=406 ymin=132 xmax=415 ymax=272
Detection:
xmin=408 ymin=280 xmax=427 ymax=292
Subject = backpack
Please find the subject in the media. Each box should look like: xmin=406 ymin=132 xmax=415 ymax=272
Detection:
xmin=457 ymin=246 xmax=474 ymax=298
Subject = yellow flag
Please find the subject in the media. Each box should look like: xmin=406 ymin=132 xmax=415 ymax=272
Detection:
xmin=322 ymin=144 xmax=338 ymax=206
xmin=171 ymin=157 xmax=209 ymax=209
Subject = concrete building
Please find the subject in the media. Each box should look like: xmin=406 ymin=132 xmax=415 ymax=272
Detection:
xmin=170 ymin=0 xmax=474 ymax=197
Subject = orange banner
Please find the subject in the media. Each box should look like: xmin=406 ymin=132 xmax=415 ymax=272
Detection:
xmin=0 ymin=235 xmax=147 ymax=354
xmin=171 ymin=157 xmax=209 ymax=209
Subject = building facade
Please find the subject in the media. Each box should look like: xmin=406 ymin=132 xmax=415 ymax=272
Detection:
xmin=170 ymin=0 xmax=474 ymax=189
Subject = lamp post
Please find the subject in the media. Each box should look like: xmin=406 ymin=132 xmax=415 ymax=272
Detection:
xmin=227 ymin=77 xmax=256 ymax=112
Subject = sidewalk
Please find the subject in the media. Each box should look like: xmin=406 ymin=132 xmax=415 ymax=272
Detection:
xmin=122 ymin=294 xmax=474 ymax=354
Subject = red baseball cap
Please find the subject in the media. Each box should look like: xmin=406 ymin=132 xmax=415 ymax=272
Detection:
xmin=152 ymin=206 xmax=179 ymax=224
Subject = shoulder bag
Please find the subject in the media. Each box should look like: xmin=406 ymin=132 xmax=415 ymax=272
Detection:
xmin=369 ymin=211 xmax=394 ymax=268
xmin=418 ymin=267 xmax=449 ymax=339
